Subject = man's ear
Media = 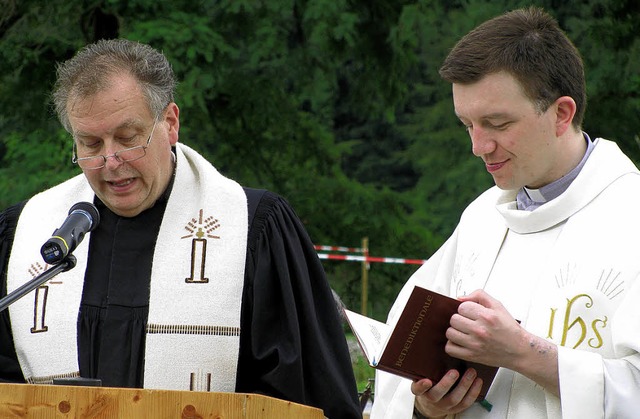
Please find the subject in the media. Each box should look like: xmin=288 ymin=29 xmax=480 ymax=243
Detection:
xmin=164 ymin=102 xmax=180 ymax=145
xmin=554 ymin=96 xmax=577 ymax=137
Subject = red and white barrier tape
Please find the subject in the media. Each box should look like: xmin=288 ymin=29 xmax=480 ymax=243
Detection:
xmin=317 ymin=253 xmax=426 ymax=265
xmin=313 ymin=245 xmax=366 ymax=253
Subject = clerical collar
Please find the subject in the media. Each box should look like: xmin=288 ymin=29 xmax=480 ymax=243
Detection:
xmin=516 ymin=133 xmax=595 ymax=211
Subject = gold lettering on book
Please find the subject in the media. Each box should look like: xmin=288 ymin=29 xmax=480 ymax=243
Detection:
xmin=395 ymin=295 xmax=433 ymax=367
xmin=547 ymin=293 xmax=607 ymax=349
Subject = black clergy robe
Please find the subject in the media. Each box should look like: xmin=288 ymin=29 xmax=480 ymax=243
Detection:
xmin=0 ymin=189 xmax=361 ymax=419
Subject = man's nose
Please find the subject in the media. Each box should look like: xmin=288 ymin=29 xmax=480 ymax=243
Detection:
xmin=470 ymin=127 xmax=496 ymax=156
xmin=102 ymin=145 xmax=125 ymax=169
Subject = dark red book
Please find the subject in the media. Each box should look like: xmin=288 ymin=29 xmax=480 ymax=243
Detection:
xmin=344 ymin=286 xmax=497 ymax=400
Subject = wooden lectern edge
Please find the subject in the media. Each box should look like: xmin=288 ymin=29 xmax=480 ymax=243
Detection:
xmin=0 ymin=382 xmax=326 ymax=418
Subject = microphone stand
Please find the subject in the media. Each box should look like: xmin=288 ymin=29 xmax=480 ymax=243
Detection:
xmin=0 ymin=255 xmax=77 ymax=313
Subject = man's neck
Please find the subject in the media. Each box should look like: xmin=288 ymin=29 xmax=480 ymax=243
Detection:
xmin=517 ymin=132 xmax=594 ymax=211
xmin=557 ymin=128 xmax=588 ymax=181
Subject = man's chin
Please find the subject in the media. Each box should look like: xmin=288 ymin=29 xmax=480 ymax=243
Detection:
xmin=493 ymin=179 xmax=520 ymax=191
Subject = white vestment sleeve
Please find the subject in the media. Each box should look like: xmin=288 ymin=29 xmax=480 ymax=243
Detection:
xmin=370 ymin=372 xmax=415 ymax=419
xmin=603 ymin=357 xmax=640 ymax=418
xmin=559 ymin=273 xmax=640 ymax=419
xmin=558 ymin=347 xmax=604 ymax=418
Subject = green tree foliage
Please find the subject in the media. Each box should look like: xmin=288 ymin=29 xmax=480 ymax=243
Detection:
xmin=561 ymin=0 xmax=640 ymax=157
xmin=1 ymin=0 xmax=638 ymax=320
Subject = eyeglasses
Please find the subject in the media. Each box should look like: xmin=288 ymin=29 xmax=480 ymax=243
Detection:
xmin=72 ymin=118 xmax=159 ymax=170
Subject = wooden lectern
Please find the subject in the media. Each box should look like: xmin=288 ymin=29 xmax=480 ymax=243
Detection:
xmin=0 ymin=383 xmax=325 ymax=418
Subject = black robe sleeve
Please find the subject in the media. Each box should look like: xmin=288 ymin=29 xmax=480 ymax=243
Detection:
xmin=0 ymin=201 xmax=27 ymax=383
xmin=237 ymin=191 xmax=361 ymax=419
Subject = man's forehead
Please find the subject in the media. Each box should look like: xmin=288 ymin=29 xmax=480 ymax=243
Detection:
xmin=68 ymin=92 xmax=150 ymax=134
xmin=452 ymin=74 xmax=531 ymax=117
xmin=70 ymin=112 xmax=151 ymax=138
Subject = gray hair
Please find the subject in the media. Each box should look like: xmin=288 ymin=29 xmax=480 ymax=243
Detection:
xmin=52 ymin=38 xmax=177 ymax=132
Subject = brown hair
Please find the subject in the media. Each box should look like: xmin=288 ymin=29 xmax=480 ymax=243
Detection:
xmin=439 ymin=7 xmax=586 ymax=129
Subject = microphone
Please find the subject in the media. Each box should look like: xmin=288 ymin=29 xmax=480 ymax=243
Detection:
xmin=40 ymin=202 xmax=100 ymax=265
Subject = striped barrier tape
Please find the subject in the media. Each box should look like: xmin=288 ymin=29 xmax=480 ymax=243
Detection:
xmin=313 ymin=245 xmax=366 ymax=253
xmin=317 ymin=253 xmax=427 ymax=265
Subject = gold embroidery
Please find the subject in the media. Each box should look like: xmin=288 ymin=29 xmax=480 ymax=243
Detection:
xmin=545 ymin=266 xmax=624 ymax=350
xmin=547 ymin=308 xmax=557 ymax=339
xmin=589 ymin=317 xmax=607 ymax=348
xmin=561 ymin=293 xmax=592 ymax=348
xmin=548 ymin=293 xmax=607 ymax=349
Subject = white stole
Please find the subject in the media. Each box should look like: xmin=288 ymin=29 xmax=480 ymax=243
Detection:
xmin=8 ymin=143 xmax=248 ymax=392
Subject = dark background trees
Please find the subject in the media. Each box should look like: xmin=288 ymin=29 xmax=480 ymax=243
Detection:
xmin=1 ymin=0 xmax=638 ymax=320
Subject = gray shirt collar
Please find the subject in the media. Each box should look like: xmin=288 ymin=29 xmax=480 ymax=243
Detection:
xmin=517 ymin=133 xmax=594 ymax=211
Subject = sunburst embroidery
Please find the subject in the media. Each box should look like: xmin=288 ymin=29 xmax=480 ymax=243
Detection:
xmin=181 ymin=209 xmax=220 ymax=239
xmin=596 ymin=268 xmax=624 ymax=300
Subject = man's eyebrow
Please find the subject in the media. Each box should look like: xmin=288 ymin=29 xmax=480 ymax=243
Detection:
xmin=482 ymin=113 xmax=512 ymax=119
xmin=455 ymin=112 xmax=513 ymax=121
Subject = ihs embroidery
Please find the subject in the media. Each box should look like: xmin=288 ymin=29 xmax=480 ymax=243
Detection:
xmin=182 ymin=209 xmax=221 ymax=283
xmin=27 ymin=261 xmax=61 ymax=333
xmin=547 ymin=266 xmax=623 ymax=350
